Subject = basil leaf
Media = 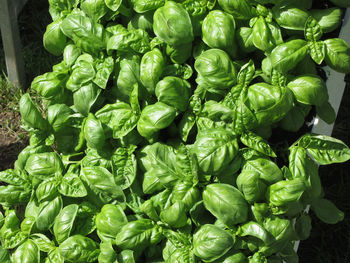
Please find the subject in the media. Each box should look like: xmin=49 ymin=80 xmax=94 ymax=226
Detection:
xmin=193 ymin=224 xmax=234 ymax=262
xmin=299 ymin=134 xmax=350 ymax=165
xmin=311 ymin=198 xmax=344 ymax=224
xmin=12 ymin=240 xmax=40 ymax=263
xmin=270 ymin=40 xmax=308 ymax=73
xmin=194 ymin=128 xmax=239 ymax=174
xmin=203 ymin=183 xmax=248 ymax=227
xmin=324 ymin=38 xmax=350 ymax=74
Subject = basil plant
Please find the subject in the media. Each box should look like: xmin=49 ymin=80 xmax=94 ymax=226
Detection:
xmin=1 ymin=0 xmax=350 ymax=262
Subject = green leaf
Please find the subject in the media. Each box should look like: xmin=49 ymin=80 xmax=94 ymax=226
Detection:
xmin=0 ymin=184 xmax=31 ymax=206
xmin=104 ymin=0 xmax=122 ymax=11
xmin=111 ymin=147 xmax=137 ymax=190
xmin=142 ymin=172 xmax=164 ymax=195
xmin=20 ymin=94 xmax=49 ymax=131
xmin=298 ymin=134 xmax=350 ymax=165
xmin=153 ymin=1 xmax=194 ymax=46
xmin=118 ymin=250 xmax=135 ymax=263
xmin=171 ymin=182 xmax=201 ymax=212
xmin=168 ymin=38 xmax=192 ymax=64
xmin=236 ymin=170 xmax=267 ymax=203
xmin=270 ymin=40 xmax=308 ymax=73
xmin=47 ymin=104 xmax=73 ymax=132
xmin=137 ymin=102 xmax=176 ymax=139
xmin=287 ymin=74 xmax=328 ymax=106
xmin=53 ymin=204 xmax=79 ymax=244
xmin=12 ymin=240 xmax=40 ymax=263
xmin=215 ymin=251 xmax=248 ymax=263
xmin=237 ymin=27 xmax=256 ymax=53
xmin=43 ymin=19 xmax=67 ymax=56
xmin=83 ymin=113 xmax=106 ymax=151
xmin=232 ymin=98 xmax=259 ymax=133
xmin=0 ymin=210 xmax=26 ymax=249
xmin=240 ymin=132 xmax=276 ymax=157
xmin=175 ymin=144 xmax=199 ymax=184
xmin=288 ymin=146 xmax=322 ymax=199
xmin=66 ymin=59 xmax=95 ymax=92
xmin=203 ymin=183 xmax=248 ymax=227
xmin=0 ymin=169 xmax=29 ymax=186
xmin=140 ymin=48 xmax=165 ymax=94
xmin=31 ymin=233 xmax=56 ymax=253
xmin=324 ymin=38 xmax=350 ymax=74
xmin=60 ymin=13 xmax=107 ymax=56
xmin=25 ymin=152 xmax=64 ymax=180
xmin=139 ymin=143 xmax=179 ymax=188
xmin=202 ymin=10 xmax=237 ymax=57
xmin=98 ymin=241 xmax=118 ymax=263
xmin=36 ymin=178 xmax=59 ymax=202
xmin=247 ymin=83 xmax=294 ymax=126
xmin=0 ymin=246 xmax=11 ymax=263
xmin=116 ymin=56 xmax=141 ymax=102
xmin=21 ymin=216 xmax=38 ymax=236
xmin=252 ymin=17 xmax=282 ymax=52
xmin=237 ymin=221 xmax=273 ymax=244
xmin=81 ymin=0 xmax=109 ymax=22
xmin=190 ymin=201 xmax=215 ymax=227
xmin=304 ymin=16 xmax=323 ymax=42
xmin=160 ymin=201 xmax=188 ymax=228
xmin=63 ymin=44 xmax=81 ymax=67
xmin=129 ymin=11 xmax=154 ymax=34
xmin=36 ymin=196 xmax=63 ymax=231
xmin=200 ymin=100 xmax=234 ymax=123
xmin=155 ymin=77 xmax=191 ymax=112
xmin=46 ymin=248 xmax=64 ymax=263
xmin=81 ymin=166 xmax=125 ymax=202
xmin=311 ymin=198 xmax=344 ymax=224
xmin=133 ymin=0 xmax=165 ymax=13
xmin=193 ymin=224 xmax=233 ymax=262
xmin=166 ymin=247 xmax=196 ymax=263
xmin=289 ymin=146 xmax=318 ymax=180
xmin=96 ymin=102 xmax=139 ymax=139
xmin=243 ymin=157 xmax=283 ymax=185
xmin=218 ymin=0 xmax=256 ymax=20
xmin=58 ymin=235 xmax=100 ymax=262
xmin=107 ymin=27 xmax=150 ymax=54
xmin=96 ymin=204 xmax=128 ymax=242
xmin=48 ymin=0 xmax=78 ymax=20
xmin=295 ymin=214 xmax=312 ymax=240
xmin=316 ymin=101 xmax=336 ymax=124
xmin=179 ymin=111 xmax=196 ymax=142
xmin=308 ymin=41 xmax=326 ymax=65
xmin=272 ymin=5 xmax=309 ymax=31
xmin=267 ymin=179 xmax=306 ymax=207
xmin=329 ymin=0 xmax=350 ymax=7
xmin=194 ymin=128 xmax=239 ymax=174
xmin=93 ymin=56 xmax=114 ymax=89
xmin=58 ymin=172 xmax=87 ymax=197
xmin=279 ymin=103 xmax=311 ymax=133
xmin=195 ymin=49 xmax=237 ymax=96
xmin=73 ymin=83 xmax=101 ymax=116
xmin=115 ymin=219 xmax=163 ymax=250
xmin=72 ymin=202 xmax=97 ymax=237
xmin=0 ymin=212 xmax=4 ymax=229
xmin=271 ymin=69 xmax=287 ymax=88
xmin=236 ymin=60 xmax=255 ymax=90
xmin=310 ymin=8 xmax=342 ymax=33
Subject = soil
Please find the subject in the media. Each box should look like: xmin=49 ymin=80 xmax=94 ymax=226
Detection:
xmin=0 ymin=111 xmax=28 ymax=170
